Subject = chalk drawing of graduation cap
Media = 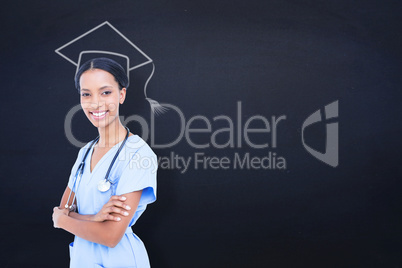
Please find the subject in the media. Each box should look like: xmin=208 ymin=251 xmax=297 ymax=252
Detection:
xmin=55 ymin=21 xmax=167 ymax=115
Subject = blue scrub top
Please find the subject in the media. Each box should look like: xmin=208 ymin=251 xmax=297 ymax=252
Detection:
xmin=67 ymin=135 xmax=157 ymax=268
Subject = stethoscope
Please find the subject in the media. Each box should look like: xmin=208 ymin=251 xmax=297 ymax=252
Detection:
xmin=65 ymin=126 xmax=130 ymax=211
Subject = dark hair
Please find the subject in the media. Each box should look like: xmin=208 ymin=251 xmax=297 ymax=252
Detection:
xmin=74 ymin=57 xmax=129 ymax=92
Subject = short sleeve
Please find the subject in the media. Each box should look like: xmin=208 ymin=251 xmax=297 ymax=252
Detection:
xmin=115 ymin=145 xmax=158 ymax=206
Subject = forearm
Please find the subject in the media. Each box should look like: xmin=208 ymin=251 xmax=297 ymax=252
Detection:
xmin=69 ymin=212 xmax=95 ymax=221
xmin=54 ymin=191 xmax=142 ymax=248
xmin=57 ymin=204 xmax=95 ymax=221
xmin=59 ymin=214 xmax=123 ymax=248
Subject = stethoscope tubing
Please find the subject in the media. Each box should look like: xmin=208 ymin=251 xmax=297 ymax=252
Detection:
xmin=65 ymin=126 xmax=130 ymax=210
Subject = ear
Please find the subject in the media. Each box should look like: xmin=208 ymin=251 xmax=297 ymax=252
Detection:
xmin=119 ymin=88 xmax=127 ymax=104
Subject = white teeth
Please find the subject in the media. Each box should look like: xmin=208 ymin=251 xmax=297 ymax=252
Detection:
xmin=92 ymin=111 xmax=106 ymax=117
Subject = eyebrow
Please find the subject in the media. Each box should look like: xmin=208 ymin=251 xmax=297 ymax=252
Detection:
xmin=80 ymin=86 xmax=114 ymax=92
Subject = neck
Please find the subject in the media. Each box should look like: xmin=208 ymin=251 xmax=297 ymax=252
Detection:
xmin=97 ymin=120 xmax=127 ymax=148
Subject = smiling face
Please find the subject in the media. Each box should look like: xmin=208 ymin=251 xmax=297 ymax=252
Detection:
xmin=79 ymin=69 xmax=126 ymax=128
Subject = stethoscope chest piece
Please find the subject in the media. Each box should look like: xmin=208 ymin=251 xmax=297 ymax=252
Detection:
xmin=98 ymin=179 xmax=111 ymax=192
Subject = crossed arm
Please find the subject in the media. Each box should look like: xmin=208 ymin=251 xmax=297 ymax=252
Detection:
xmin=52 ymin=186 xmax=141 ymax=248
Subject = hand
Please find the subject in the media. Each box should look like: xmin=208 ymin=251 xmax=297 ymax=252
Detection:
xmin=92 ymin=195 xmax=131 ymax=222
xmin=52 ymin=206 xmax=69 ymax=228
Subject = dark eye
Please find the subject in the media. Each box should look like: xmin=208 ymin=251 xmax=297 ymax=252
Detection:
xmin=81 ymin=93 xmax=90 ymax=97
xmin=102 ymin=91 xmax=112 ymax=95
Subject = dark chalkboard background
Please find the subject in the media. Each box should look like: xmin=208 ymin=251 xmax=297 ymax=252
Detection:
xmin=1 ymin=1 xmax=401 ymax=267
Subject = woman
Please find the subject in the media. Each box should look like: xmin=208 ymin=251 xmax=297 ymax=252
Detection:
xmin=52 ymin=57 xmax=157 ymax=267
